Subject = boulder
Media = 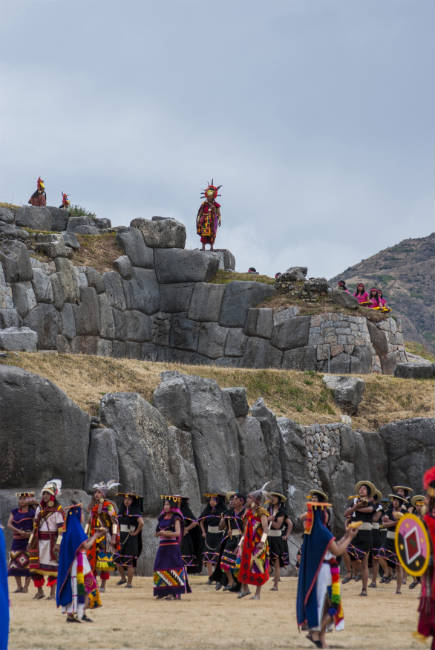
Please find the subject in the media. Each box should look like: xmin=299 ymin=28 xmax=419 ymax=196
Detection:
xmin=208 ymin=249 xmax=236 ymax=271
xmin=73 ymin=287 xmax=101 ymax=336
xmin=394 ymin=362 xmax=434 ymax=379
xmin=53 ymin=258 xmax=80 ymax=303
xmin=322 ymin=375 xmax=365 ymax=415
xmin=32 ymin=268 xmax=54 ymax=303
xmin=85 ymin=427 xmax=119 ymax=492
xmin=330 ymin=288 xmax=359 ymax=310
xmin=124 ymin=310 xmax=152 ymax=342
xmin=0 ymin=365 xmax=90 ymax=488
xmin=350 ymin=345 xmax=373 ymax=374
xmin=167 ymin=426 xmax=201 ymax=514
xmin=84 ymin=268 xmax=105 ymax=294
xmin=379 ymin=418 xmax=435 ymax=491
xmin=47 ymin=206 xmax=69 ymax=232
xmin=15 ymin=206 xmax=52 ymax=231
xmin=367 ymin=320 xmax=389 ymax=358
xmin=0 ymin=207 xmax=14 ymax=223
xmin=103 ymin=271 xmax=127 ymax=310
xmin=237 ymin=416 xmax=269 ymax=494
xmin=0 ymin=221 xmax=29 ymax=241
xmin=116 ymin=227 xmax=154 ymax=268
xmin=159 ymin=283 xmax=194 ymax=313
xmin=188 ymin=283 xmax=226 ymax=322
xmin=197 ymin=322 xmax=228 ymax=359
xmin=0 ymin=327 xmax=37 ymax=351
xmin=24 ymin=304 xmax=60 ymax=349
xmin=222 ymin=387 xmax=249 ymax=418
xmin=113 ymin=255 xmax=132 ymax=279
xmin=241 ymin=337 xmax=282 ymax=368
xmin=244 ymin=308 xmax=273 ymax=339
xmin=67 ymin=216 xmax=99 ymax=235
xmin=99 ymin=392 xmax=171 ymax=513
xmin=282 ymin=346 xmax=317 ymax=370
xmin=250 ymin=398 xmax=284 ymax=485
xmin=94 ymin=217 xmax=111 ymax=230
xmin=154 ymin=248 xmax=219 ymax=284
xmin=130 ymin=217 xmax=186 ymax=249
xmin=152 ymin=371 xmax=193 ymax=430
xmin=0 ymin=240 xmax=33 ymax=282
xmin=123 ymin=268 xmax=160 ymax=315
xmin=283 ymin=266 xmax=307 ymax=281
xmin=278 ymin=417 xmax=312 ymax=527
xmin=11 ymin=281 xmax=37 ymax=317
xmin=34 ymin=233 xmax=72 ymax=259
xmin=169 ymin=316 xmax=200 ymax=351
xmin=271 ymin=315 xmax=311 ymax=350
xmin=62 ymin=232 xmax=80 ymax=250
xmin=0 ymin=308 xmax=22 ymax=329
xmin=219 ymin=281 xmax=276 ymax=328
xmin=224 ymin=328 xmax=247 ymax=357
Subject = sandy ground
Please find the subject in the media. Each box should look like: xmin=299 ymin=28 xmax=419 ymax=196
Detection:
xmin=8 ymin=575 xmax=425 ymax=650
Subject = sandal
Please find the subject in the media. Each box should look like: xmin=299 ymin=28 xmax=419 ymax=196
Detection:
xmin=359 ymin=590 xmax=367 ymax=597
xmin=237 ymin=590 xmax=251 ymax=599
xmin=341 ymin=576 xmax=352 ymax=584
xmin=116 ymin=579 xmax=127 ymax=586
xmin=81 ymin=615 xmax=93 ymax=622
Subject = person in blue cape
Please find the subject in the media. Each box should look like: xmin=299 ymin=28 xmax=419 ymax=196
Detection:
xmin=296 ymin=500 xmax=358 ymax=649
xmin=56 ymin=504 xmax=104 ymax=623
xmin=0 ymin=526 xmax=9 ymax=650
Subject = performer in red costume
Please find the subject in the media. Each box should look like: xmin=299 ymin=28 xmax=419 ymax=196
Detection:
xmin=417 ymin=466 xmax=435 ymax=648
xmin=59 ymin=193 xmax=70 ymax=209
xmin=28 ymin=177 xmax=47 ymax=206
xmin=196 ymin=180 xmax=222 ymax=251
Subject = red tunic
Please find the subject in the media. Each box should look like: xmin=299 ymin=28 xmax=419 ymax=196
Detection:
xmin=196 ymin=201 xmax=221 ymax=245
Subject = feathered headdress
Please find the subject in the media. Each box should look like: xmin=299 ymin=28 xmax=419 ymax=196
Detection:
xmin=423 ymin=467 xmax=435 ymax=498
xmin=41 ymin=478 xmax=62 ymax=498
xmin=61 ymin=192 xmax=70 ymax=207
xmin=92 ymin=480 xmax=120 ymax=496
xmin=201 ymin=179 xmax=222 ymax=201
xmin=249 ymin=481 xmax=272 ymax=504
xmin=37 ymin=176 xmax=45 ymax=191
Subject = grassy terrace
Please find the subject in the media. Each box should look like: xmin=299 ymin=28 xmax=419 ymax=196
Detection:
xmin=0 ymin=352 xmax=433 ymax=430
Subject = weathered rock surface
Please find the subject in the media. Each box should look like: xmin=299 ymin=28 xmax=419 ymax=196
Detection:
xmin=395 ymin=362 xmax=434 ymax=379
xmin=0 ymin=326 xmax=37 ymax=351
xmin=0 ymin=240 xmax=33 ymax=282
xmin=219 ymin=282 xmax=276 ymax=328
xmin=130 ymin=217 xmax=186 ymax=249
xmin=322 ymin=374 xmax=366 ymax=415
xmin=154 ymin=249 xmax=219 ymax=284
xmin=15 ymin=206 xmax=52 ymax=231
xmin=330 ymin=288 xmax=359 ymax=310
xmin=85 ymin=427 xmax=119 ymax=492
xmin=116 ymin=228 xmax=154 ymax=268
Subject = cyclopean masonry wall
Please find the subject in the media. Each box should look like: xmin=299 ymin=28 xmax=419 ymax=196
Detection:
xmin=0 ymin=207 xmax=407 ymax=374
xmin=0 ymin=364 xmax=434 ymax=574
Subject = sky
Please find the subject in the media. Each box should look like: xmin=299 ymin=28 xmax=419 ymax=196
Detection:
xmin=0 ymin=0 xmax=433 ymax=277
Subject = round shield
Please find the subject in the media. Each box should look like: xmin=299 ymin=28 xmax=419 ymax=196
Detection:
xmin=395 ymin=513 xmax=431 ymax=577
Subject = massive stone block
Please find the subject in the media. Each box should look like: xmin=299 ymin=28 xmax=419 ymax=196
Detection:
xmin=15 ymin=206 xmax=52 ymax=231
xmin=0 ymin=327 xmax=38 ymax=351
xmin=11 ymin=281 xmax=37 ymax=317
xmin=130 ymin=217 xmax=186 ymax=249
xmin=32 ymin=268 xmax=54 ymax=303
xmin=47 ymin=206 xmax=69 ymax=231
xmin=250 ymin=398 xmax=284 ymax=486
xmin=244 ymin=308 xmax=273 ymax=339
xmin=73 ymin=287 xmax=101 ymax=336
xmin=99 ymin=392 xmax=171 ymax=513
xmin=67 ymin=216 xmax=99 ymax=234
xmin=85 ymin=427 xmax=119 ymax=492
xmin=238 ymin=416 xmax=269 ymax=494
xmin=53 ymin=257 xmax=80 ymax=303
xmin=282 ymin=346 xmax=317 ymax=370
xmin=241 ymin=337 xmax=282 ymax=368
xmin=122 ymin=268 xmax=160 ymax=315
xmin=124 ymin=310 xmax=152 ymax=342
xmin=271 ymin=315 xmax=311 ymax=350
xmin=154 ymin=249 xmax=219 ymax=284
xmin=219 ymin=282 xmax=276 ymax=328
xmin=152 ymin=371 xmax=193 ymax=431
xmin=197 ymin=322 xmax=228 ymax=359
xmin=24 ymin=304 xmax=60 ymax=349
xmin=169 ymin=316 xmax=200 ymax=351
xmin=167 ymin=426 xmax=201 ymax=514
xmin=222 ymin=387 xmax=249 ymax=418
xmin=0 ymin=240 xmax=33 ymax=283
xmin=188 ymin=282 xmax=226 ymax=322
xmin=159 ymin=283 xmax=194 ymax=313
xmin=116 ymin=227 xmax=154 ymax=268
xmin=103 ymin=271 xmax=127 ymax=310
xmin=0 ymin=365 xmax=89 ymax=488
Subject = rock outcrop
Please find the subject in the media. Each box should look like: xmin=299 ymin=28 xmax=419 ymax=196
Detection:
xmin=0 ymin=363 xmax=433 ymax=574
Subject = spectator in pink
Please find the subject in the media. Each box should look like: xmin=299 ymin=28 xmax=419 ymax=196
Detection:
xmin=353 ymin=283 xmax=369 ymax=305
xmin=337 ymin=280 xmax=350 ymax=293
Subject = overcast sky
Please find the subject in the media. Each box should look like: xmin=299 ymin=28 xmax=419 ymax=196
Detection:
xmin=1 ymin=0 xmax=433 ymax=277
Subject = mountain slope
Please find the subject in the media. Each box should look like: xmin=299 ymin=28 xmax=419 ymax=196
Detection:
xmin=330 ymin=233 xmax=435 ymax=353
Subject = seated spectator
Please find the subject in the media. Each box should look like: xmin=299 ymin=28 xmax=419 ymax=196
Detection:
xmin=377 ymin=289 xmax=390 ymax=311
xmin=353 ymin=283 xmax=369 ymax=305
xmin=275 ymin=272 xmax=282 ymax=280
xmin=337 ymin=280 xmax=350 ymax=293
xmin=247 ymin=267 xmax=258 ymax=274
xmin=368 ymin=287 xmax=380 ymax=308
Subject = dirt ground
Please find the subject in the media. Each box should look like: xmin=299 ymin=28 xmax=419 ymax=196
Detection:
xmin=8 ymin=575 xmax=424 ymax=650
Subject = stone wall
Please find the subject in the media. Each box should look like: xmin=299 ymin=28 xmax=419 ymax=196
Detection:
xmin=0 ymin=207 xmax=408 ymax=373
xmin=0 ymin=363 xmax=433 ymax=574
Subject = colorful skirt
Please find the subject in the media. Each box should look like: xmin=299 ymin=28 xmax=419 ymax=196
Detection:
xmin=376 ymin=536 xmax=400 ymax=566
xmin=236 ymin=540 xmax=270 ymax=587
xmin=221 ymin=535 xmax=240 ymax=572
xmin=153 ymin=540 xmax=191 ymax=598
xmin=8 ymin=537 xmax=30 ymax=577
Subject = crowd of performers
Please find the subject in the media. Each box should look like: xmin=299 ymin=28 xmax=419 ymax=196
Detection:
xmin=28 ymin=177 xmax=70 ymax=209
xmin=1 ymin=469 xmax=435 ymax=650
xmin=337 ymin=280 xmax=391 ymax=312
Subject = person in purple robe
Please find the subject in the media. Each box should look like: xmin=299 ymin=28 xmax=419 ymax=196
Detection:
xmin=7 ymin=492 xmax=37 ymax=593
xmin=153 ymin=495 xmax=191 ymax=600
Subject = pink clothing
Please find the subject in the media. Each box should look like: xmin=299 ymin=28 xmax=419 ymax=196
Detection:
xmin=354 ymin=291 xmax=369 ymax=304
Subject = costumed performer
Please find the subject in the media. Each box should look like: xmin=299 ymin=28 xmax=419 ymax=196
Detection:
xmin=296 ymin=499 xmax=358 ymax=649
xmin=416 ymin=467 xmax=435 ymax=648
xmin=153 ymin=495 xmax=191 ymax=600
xmin=393 ymin=485 xmax=414 ymax=512
xmin=86 ymin=481 xmax=120 ymax=592
xmin=28 ymin=177 xmax=46 ymax=206
xmin=7 ymin=491 xmax=36 ymax=594
xmin=381 ymin=493 xmax=407 ymax=594
xmin=267 ymin=491 xmax=289 ymax=591
xmin=196 ymin=180 xmax=222 ymax=251
xmin=59 ymin=193 xmax=70 ymax=209
xmin=199 ymin=492 xmax=225 ymax=581
xmin=344 ymin=480 xmax=375 ymax=597
xmin=219 ymin=493 xmax=246 ymax=592
xmin=27 ymin=479 xmax=65 ymax=600
xmin=114 ymin=491 xmax=144 ymax=589
xmin=0 ymin=525 xmax=9 ymax=650
xmin=236 ymin=483 xmax=271 ymax=600
xmin=56 ymin=504 xmax=103 ymax=623
xmin=180 ymin=496 xmax=203 ymax=574
xmin=408 ymin=494 xmax=425 ymax=590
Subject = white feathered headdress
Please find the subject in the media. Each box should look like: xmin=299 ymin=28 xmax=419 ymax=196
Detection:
xmin=92 ymin=480 xmax=120 ymax=496
xmin=250 ymin=481 xmax=272 ymax=504
xmin=41 ymin=478 xmax=62 ymax=498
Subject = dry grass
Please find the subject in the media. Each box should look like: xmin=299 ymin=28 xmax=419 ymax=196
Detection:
xmin=0 ymin=201 xmax=19 ymax=211
xmin=0 ymin=352 xmax=433 ymax=429
xmin=70 ymin=233 xmax=122 ymax=272
xmin=405 ymin=340 xmax=435 ymax=362
xmin=8 ymin=575 xmax=423 ymax=649
xmin=211 ymin=270 xmax=275 ymax=285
